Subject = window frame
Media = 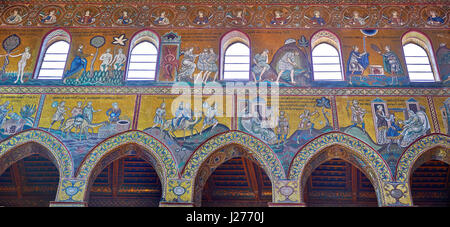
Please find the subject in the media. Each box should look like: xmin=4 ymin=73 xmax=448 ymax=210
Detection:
xmin=220 ymin=30 xmax=251 ymax=81
xmin=222 ymin=41 xmax=251 ymax=81
xmin=125 ymin=29 xmax=161 ymax=81
xmin=126 ymin=40 xmax=159 ymax=81
xmin=34 ymin=28 xmax=71 ymax=80
xmin=401 ymin=30 xmax=440 ymax=82
xmin=310 ymin=30 xmax=345 ymax=81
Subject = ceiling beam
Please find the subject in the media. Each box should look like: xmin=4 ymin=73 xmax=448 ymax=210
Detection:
xmin=111 ymin=159 xmax=120 ymax=198
xmin=241 ymin=157 xmax=259 ymax=200
xmin=351 ymin=165 xmax=358 ymax=203
xmin=11 ymin=162 xmax=23 ymax=199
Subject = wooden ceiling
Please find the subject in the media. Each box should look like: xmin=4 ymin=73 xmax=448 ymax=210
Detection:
xmin=0 ymin=150 xmax=448 ymax=207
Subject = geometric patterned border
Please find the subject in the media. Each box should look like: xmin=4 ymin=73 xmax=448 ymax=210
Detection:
xmin=76 ymin=130 xmax=179 ymax=180
xmin=0 ymin=129 xmax=73 ymax=178
xmin=0 ymin=86 xmax=448 ymax=96
xmin=181 ymin=130 xmax=286 ymax=181
xmin=288 ymin=131 xmax=393 ymax=182
xmin=395 ymin=133 xmax=449 ymax=182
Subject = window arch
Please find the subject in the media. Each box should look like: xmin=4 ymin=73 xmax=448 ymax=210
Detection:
xmin=402 ymin=31 xmax=440 ymax=82
xmin=310 ymin=30 xmax=344 ymax=81
xmin=220 ymin=30 xmax=251 ymax=80
xmin=35 ymin=29 xmax=71 ymax=80
xmin=126 ymin=30 xmax=160 ymax=81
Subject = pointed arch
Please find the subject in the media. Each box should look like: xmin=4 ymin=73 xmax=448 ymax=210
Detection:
xmin=74 ymin=130 xmax=179 ymax=203
xmin=395 ymin=133 xmax=449 ymax=182
xmin=182 ymin=130 xmax=286 ymax=182
xmin=288 ymin=132 xmax=393 ymax=182
xmin=76 ymin=130 xmax=179 ymax=180
xmin=288 ymin=132 xmax=392 ymax=206
xmin=0 ymin=129 xmax=73 ymax=178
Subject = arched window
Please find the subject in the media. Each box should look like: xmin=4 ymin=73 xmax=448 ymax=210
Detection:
xmin=126 ymin=30 xmax=160 ymax=81
xmin=403 ymin=43 xmax=434 ymax=82
xmin=127 ymin=41 xmax=158 ymax=80
xmin=220 ymin=30 xmax=251 ymax=80
xmin=402 ymin=31 xmax=440 ymax=82
xmin=35 ymin=29 xmax=71 ymax=80
xmin=310 ymin=30 xmax=344 ymax=81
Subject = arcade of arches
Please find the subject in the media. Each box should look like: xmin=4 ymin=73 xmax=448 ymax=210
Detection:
xmin=0 ymin=0 xmax=449 ymax=207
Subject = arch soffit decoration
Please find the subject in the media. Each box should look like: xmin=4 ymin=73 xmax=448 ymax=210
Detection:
xmin=288 ymin=131 xmax=393 ymax=183
xmin=181 ymin=130 xmax=286 ymax=182
xmin=0 ymin=129 xmax=73 ymax=178
xmin=395 ymin=133 xmax=449 ymax=183
xmin=75 ymin=130 xmax=179 ymax=181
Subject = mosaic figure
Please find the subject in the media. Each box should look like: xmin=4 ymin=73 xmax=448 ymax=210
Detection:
xmin=399 ymin=110 xmax=430 ymax=147
xmin=383 ymin=10 xmax=405 ymax=26
xmin=6 ymin=9 xmax=23 ymax=24
xmin=49 ymin=101 xmax=68 ymax=131
xmin=177 ymin=47 xmax=198 ymax=82
xmin=71 ymin=101 xmax=85 ymax=118
xmin=112 ymin=48 xmax=126 ymax=70
xmin=0 ymin=101 xmax=12 ymax=127
xmin=82 ymin=101 xmax=101 ymax=123
xmin=151 ymin=101 xmax=167 ymax=130
xmin=153 ymin=11 xmax=170 ymax=25
xmin=99 ymin=48 xmax=113 ymax=72
xmin=436 ymin=43 xmax=450 ymax=82
xmin=386 ymin=113 xmax=403 ymax=144
xmin=276 ymin=111 xmax=289 ymax=144
xmin=306 ymin=10 xmax=326 ymax=26
xmin=195 ymin=49 xmax=209 ymax=83
xmin=345 ymin=10 xmax=369 ymax=26
xmin=77 ymin=10 xmax=96 ymax=24
xmin=201 ymin=101 xmax=219 ymax=134
xmin=225 ymin=9 xmax=248 ymax=26
xmin=346 ymin=45 xmax=369 ymax=76
xmin=116 ymin=11 xmax=132 ymax=25
xmin=270 ymin=10 xmax=289 ymax=25
xmin=275 ymin=51 xmax=300 ymax=84
xmin=64 ymin=45 xmax=93 ymax=82
xmin=374 ymin=104 xmax=389 ymax=144
xmin=162 ymin=102 xmax=202 ymax=139
xmin=40 ymin=9 xmax=58 ymax=24
xmin=106 ymin=102 xmax=121 ymax=124
xmin=251 ymin=49 xmax=270 ymax=82
xmin=375 ymin=45 xmax=403 ymax=76
xmin=426 ymin=10 xmax=445 ymax=25
xmin=347 ymin=100 xmax=366 ymax=130
xmin=193 ymin=10 xmax=212 ymax=25
xmin=206 ymin=48 xmax=219 ymax=82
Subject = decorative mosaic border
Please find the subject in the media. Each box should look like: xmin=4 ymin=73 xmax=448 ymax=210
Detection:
xmin=288 ymin=131 xmax=393 ymax=182
xmin=0 ymin=129 xmax=73 ymax=178
xmin=395 ymin=133 xmax=449 ymax=182
xmin=3 ymin=0 xmax=449 ymax=4
xmin=181 ymin=130 xmax=286 ymax=181
xmin=76 ymin=130 xmax=179 ymax=179
xmin=0 ymin=86 xmax=447 ymax=96
xmin=0 ymin=3 xmax=448 ymax=29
